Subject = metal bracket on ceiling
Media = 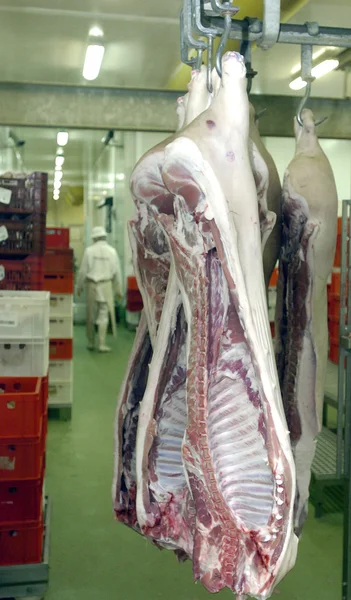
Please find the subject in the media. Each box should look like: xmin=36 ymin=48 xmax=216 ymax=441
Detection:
xmin=191 ymin=0 xmax=219 ymax=91
xmin=180 ymin=0 xmax=207 ymax=67
xmin=257 ymin=0 xmax=281 ymax=50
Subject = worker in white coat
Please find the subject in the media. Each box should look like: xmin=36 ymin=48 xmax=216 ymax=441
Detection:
xmin=77 ymin=226 xmax=123 ymax=352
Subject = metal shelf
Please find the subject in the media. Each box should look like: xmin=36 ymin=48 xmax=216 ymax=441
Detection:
xmin=0 ymin=497 xmax=51 ymax=599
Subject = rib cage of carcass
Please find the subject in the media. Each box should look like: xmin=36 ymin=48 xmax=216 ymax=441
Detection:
xmin=113 ymin=52 xmax=299 ymax=599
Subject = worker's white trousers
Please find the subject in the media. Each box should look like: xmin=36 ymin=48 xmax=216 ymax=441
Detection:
xmin=86 ymin=280 xmax=116 ymax=348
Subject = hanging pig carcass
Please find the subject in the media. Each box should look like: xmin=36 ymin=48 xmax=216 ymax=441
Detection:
xmin=275 ymin=108 xmax=338 ymax=535
xmin=113 ymin=53 xmax=298 ymax=599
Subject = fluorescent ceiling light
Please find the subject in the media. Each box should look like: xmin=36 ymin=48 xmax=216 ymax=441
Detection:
xmin=312 ymin=58 xmax=339 ymax=78
xmin=54 ymin=181 xmax=62 ymax=191
xmin=54 ymin=171 xmax=63 ymax=182
xmin=89 ymin=26 xmax=104 ymax=37
xmin=290 ymin=47 xmax=337 ymax=75
xmin=289 ymin=58 xmax=339 ymax=90
xmin=53 ymin=193 xmax=60 ymax=201
xmin=116 ymin=173 xmax=125 ymax=181
xmin=56 ymin=147 xmax=64 ymax=156
xmin=289 ymin=77 xmax=307 ymax=90
xmin=83 ymin=44 xmax=105 ymax=81
xmin=55 ymin=156 xmax=65 ymax=168
xmin=57 ymin=131 xmax=69 ymax=146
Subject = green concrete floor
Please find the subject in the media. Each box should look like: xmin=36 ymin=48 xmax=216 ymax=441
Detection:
xmin=46 ymin=325 xmax=343 ymax=600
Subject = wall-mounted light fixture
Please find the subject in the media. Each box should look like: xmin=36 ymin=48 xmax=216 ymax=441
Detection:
xmin=83 ymin=26 xmax=105 ymax=81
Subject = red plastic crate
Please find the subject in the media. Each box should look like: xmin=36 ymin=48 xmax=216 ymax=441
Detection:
xmin=269 ymin=268 xmax=279 ymax=288
xmin=44 ymin=271 xmax=73 ymax=294
xmin=270 ymin=321 xmax=275 ymax=338
xmin=0 ymin=213 xmax=46 ymax=256
xmin=331 ymin=269 xmax=341 ymax=295
xmin=0 ymin=418 xmax=47 ymax=481
xmin=329 ymin=338 xmax=339 ymax=364
xmin=328 ymin=294 xmax=342 ymax=318
xmin=0 ymin=255 xmax=44 ymax=290
xmin=46 ymin=227 xmax=69 ymax=249
xmin=0 ymin=377 xmax=46 ymax=439
xmin=127 ymin=276 xmax=139 ymax=291
xmin=0 ymin=518 xmax=44 ymax=565
xmin=126 ymin=301 xmax=144 ymax=312
xmin=0 ymin=464 xmax=44 ymax=523
xmin=44 ymin=248 xmax=73 ymax=273
xmin=328 ymin=317 xmax=340 ymax=340
xmin=127 ymin=289 xmax=142 ymax=302
xmin=49 ymin=338 xmax=73 ymax=360
xmin=0 ymin=172 xmax=47 ymax=215
xmin=334 ymin=236 xmax=341 ymax=268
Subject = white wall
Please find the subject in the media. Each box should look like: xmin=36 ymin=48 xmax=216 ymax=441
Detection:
xmin=262 ymin=137 xmax=351 ymax=215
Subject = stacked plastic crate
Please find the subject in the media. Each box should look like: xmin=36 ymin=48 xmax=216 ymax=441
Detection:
xmin=328 ymin=217 xmax=343 ymax=364
xmin=126 ymin=275 xmax=143 ymax=328
xmin=0 ymin=173 xmax=49 ymax=567
xmin=0 ymin=173 xmax=47 ymax=291
xmin=44 ymin=228 xmax=74 ymax=412
xmin=0 ymin=291 xmax=50 ymax=566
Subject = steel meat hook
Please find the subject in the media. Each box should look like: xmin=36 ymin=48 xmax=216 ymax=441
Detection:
xmin=210 ymin=0 xmax=239 ymax=16
xmin=215 ymin=12 xmax=232 ymax=77
xmin=191 ymin=0 xmax=219 ymax=92
xmin=296 ymin=81 xmax=328 ymax=127
xmin=296 ymin=44 xmax=327 ymax=127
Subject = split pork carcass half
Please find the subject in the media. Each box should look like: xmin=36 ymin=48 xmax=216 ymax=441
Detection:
xmin=113 ymin=53 xmax=298 ymax=598
xmin=275 ymin=109 xmax=338 ymax=535
xmin=113 ymin=66 xmax=211 ymax=552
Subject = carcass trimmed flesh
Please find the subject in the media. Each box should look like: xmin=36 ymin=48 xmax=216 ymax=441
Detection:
xmin=275 ymin=108 xmax=338 ymax=534
xmin=114 ymin=52 xmax=298 ymax=599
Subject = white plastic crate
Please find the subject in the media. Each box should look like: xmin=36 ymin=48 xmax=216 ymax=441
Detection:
xmin=50 ymin=294 xmax=73 ymax=318
xmin=48 ymin=380 xmax=73 ymax=407
xmin=0 ymin=291 xmax=50 ymax=339
xmin=49 ymin=315 xmax=73 ymax=339
xmin=126 ymin=310 xmax=141 ymax=327
xmin=49 ymin=359 xmax=73 ymax=382
xmin=0 ymin=338 xmax=49 ymax=376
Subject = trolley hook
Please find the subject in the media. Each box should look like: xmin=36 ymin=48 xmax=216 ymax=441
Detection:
xmin=215 ymin=12 xmax=232 ymax=77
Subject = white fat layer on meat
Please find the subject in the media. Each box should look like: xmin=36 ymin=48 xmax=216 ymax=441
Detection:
xmin=128 ymin=224 xmax=157 ymax=347
xmin=150 ymin=342 xmax=187 ymax=499
xmin=218 ymin=340 xmax=259 ymax=394
xmin=162 ymin=136 xmax=297 ymax=589
xmin=135 ymin=266 xmax=180 ymax=528
xmin=208 ymin=355 xmax=274 ymax=529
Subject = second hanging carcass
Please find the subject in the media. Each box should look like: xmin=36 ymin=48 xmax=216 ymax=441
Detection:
xmin=275 ymin=108 xmax=338 ymax=535
xmin=113 ymin=53 xmax=298 ymax=599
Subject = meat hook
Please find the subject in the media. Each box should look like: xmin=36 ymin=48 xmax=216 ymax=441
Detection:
xmin=296 ymin=81 xmax=328 ymax=127
xmin=255 ymin=107 xmax=267 ymax=121
xmin=296 ymin=44 xmax=327 ymax=127
xmin=215 ymin=12 xmax=232 ymax=77
xmin=207 ymin=35 xmax=214 ymax=92
xmin=196 ymin=47 xmax=204 ymax=70
xmin=210 ymin=0 xmax=239 ymax=16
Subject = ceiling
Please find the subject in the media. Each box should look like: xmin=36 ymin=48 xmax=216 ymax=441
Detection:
xmin=0 ymin=0 xmax=350 ymax=96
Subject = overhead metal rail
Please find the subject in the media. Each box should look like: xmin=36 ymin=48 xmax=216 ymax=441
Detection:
xmin=182 ymin=0 xmax=351 ymax=61
xmin=181 ymin=0 xmax=351 ymax=101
